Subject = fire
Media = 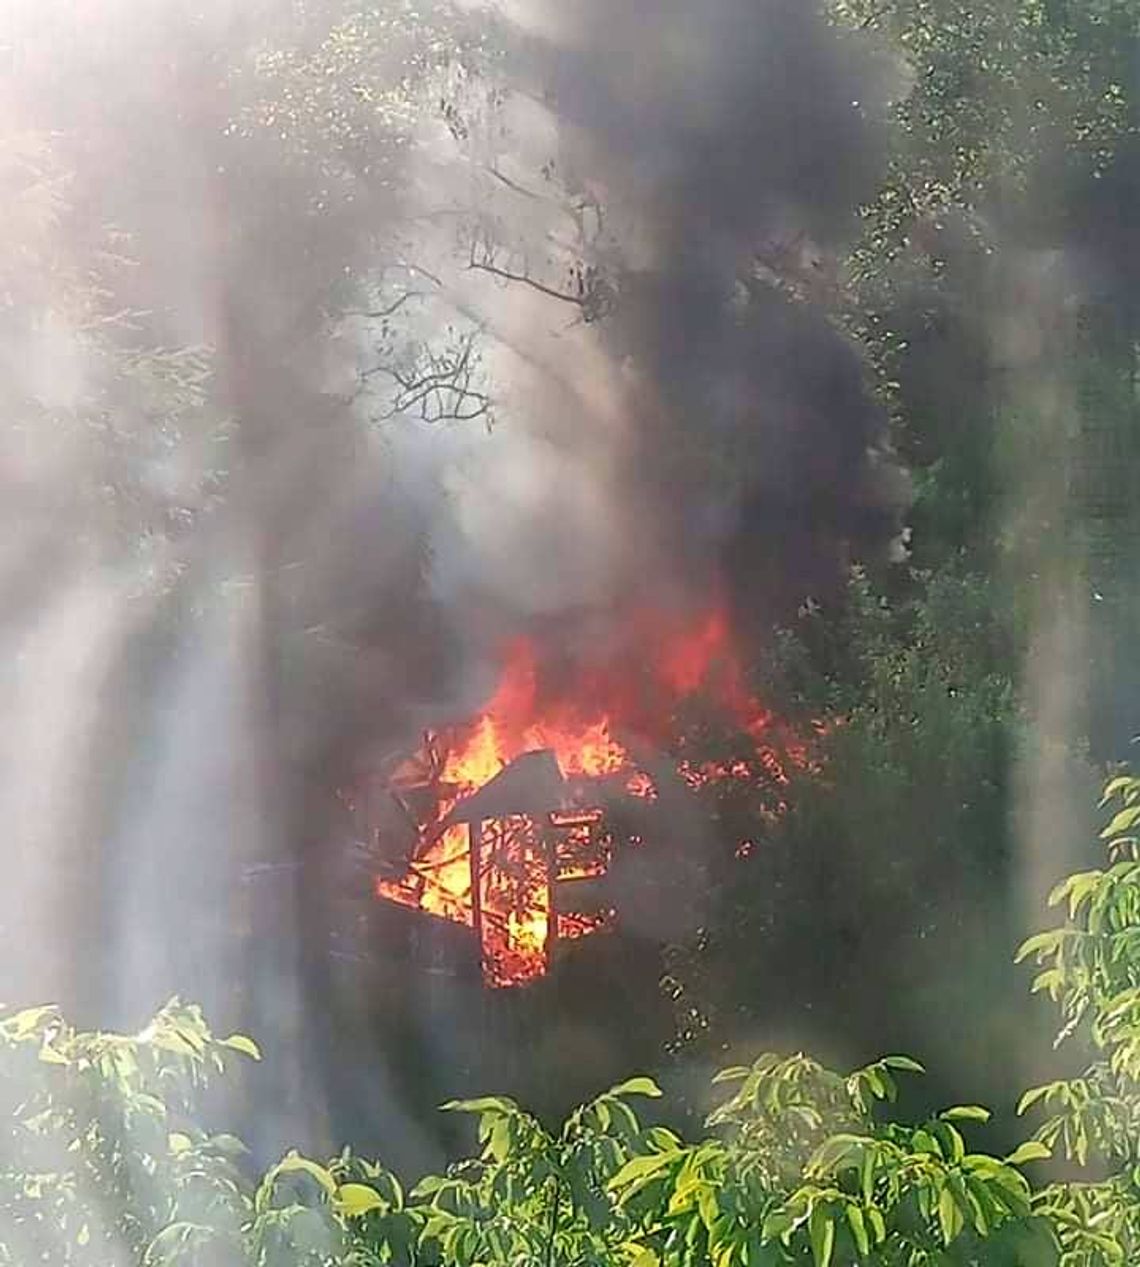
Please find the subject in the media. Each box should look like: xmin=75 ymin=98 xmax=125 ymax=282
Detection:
xmin=438 ymin=638 xmax=632 ymax=785
xmin=373 ymin=600 xmax=816 ymax=987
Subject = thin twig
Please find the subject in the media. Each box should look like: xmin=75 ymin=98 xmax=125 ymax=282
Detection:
xmin=467 ymin=256 xmax=587 ymax=308
xmin=341 ymin=291 xmax=424 ymax=321
xmin=484 ymin=164 xmax=544 ymax=202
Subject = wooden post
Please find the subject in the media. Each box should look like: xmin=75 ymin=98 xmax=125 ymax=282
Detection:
xmin=543 ymin=819 xmax=557 ymax=969
xmin=469 ymin=820 xmax=485 ymax=974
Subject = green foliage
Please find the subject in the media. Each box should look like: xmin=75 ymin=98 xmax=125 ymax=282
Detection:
xmin=608 ymin=1051 xmax=1053 ymax=1267
xmin=24 ymin=741 xmax=1140 ymax=1267
xmin=0 ymin=998 xmax=415 ymax=1267
xmin=0 ymin=1007 xmax=1058 ymax=1266
xmin=832 ymin=0 xmax=1135 ymax=276
xmin=413 ymin=1080 xmax=666 ymax=1267
xmin=0 ymin=997 xmax=254 ymax=1265
xmin=1 ymin=116 xmax=232 ymax=597
xmin=826 ymin=0 xmax=1140 ymax=609
xmin=1015 ymin=774 xmax=1140 ymax=1265
xmin=13 ymin=703 xmax=1139 ymax=1267
xmin=660 ymin=563 xmax=1027 ymax=1078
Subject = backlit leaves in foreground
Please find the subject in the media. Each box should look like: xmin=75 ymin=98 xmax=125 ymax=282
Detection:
xmin=1015 ymin=773 xmax=1140 ymax=1266
xmin=607 ymin=1053 xmax=1052 ymax=1267
xmin=11 ymin=775 xmax=1140 ymax=1264
xmin=0 ymin=1004 xmax=1056 ymax=1267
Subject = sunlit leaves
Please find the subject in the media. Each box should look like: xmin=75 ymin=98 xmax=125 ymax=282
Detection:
xmin=417 ymin=1070 xmax=671 ymax=1267
xmin=257 ymin=1153 xmax=337 ymax=1209
xmin=15 ymin=764 xmax=1140 ymax=1267
xmin=0 ymin=998 xmax=255 ymax=1266
xmin=1013 ymin=773 xmax=1140 ymax=1264
xmin=1007 ymin=1141 xmax=1053 ymax=1166
xmin=333 ymin=1182 xmax=387 ymax=1217
xmin=607 ymin=1076 xmax=664 ymax=1100
xmin=809 ymin=1199 xmax=835 ymax=1267
xmin=0 ymin=996 xmax=1076 ymax=1267
xmin=941 ymin=1104 xmax=992 ymax=1123
xmin=220 ymin=1033 xmax=261 ymax=1061
xmin=600 ymin=1038 xmax=1050 ymax=1267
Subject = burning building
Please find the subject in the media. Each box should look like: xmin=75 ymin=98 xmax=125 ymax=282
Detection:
xmin=357 ymin=602 xmax=820 ymax=988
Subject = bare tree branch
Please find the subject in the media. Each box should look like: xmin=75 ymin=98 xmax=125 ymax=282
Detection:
xmin=467 ymin=255 xmax=585 ymax=307
xmin=341 ymin=290 xmax=425 ymax=321
xmin=466 ymin=231 xmax=616 ymax=323
xmin=356 ymin=328 xmax=492 ymax=425
xmin=483 ymin=164 xmax=544 ymax=202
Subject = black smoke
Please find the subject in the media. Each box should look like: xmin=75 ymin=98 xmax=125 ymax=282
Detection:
xmin=1 ymin=0 xmax=911 ymax=1168
xmin=498 ymin=0 xmax=909 ymax=634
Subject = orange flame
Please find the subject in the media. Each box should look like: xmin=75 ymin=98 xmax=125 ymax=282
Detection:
xmin=374 ymin=601 xmax=815 ymax=986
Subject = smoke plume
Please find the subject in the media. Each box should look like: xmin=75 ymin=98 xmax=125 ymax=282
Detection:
xmin=1 ymin=0 xmax=909 ymax=1162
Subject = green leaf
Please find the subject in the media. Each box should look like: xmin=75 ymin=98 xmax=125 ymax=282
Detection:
xmin=668 ymin=1173 xmax=707 ymax=1216
xmin=713 ymin=1240 xmax=736 ymax=1267
xmin=1101 ymin=805 xmax=1140 ymax=838
xmin=711 ymin=1066 xmax=750 ymax=1085
xmin=607 ymin=1151 xmax=677 ymax=1191
xmin=284 ymin=1206 xmax=338 ymax=1256
xmin=880 ymin=1055 xmax=925 ymax=1074
xmin=809 ymin=1203 xmax=835 ymax=1267
xmin=421 ymin=1211 xmax=460 ymax=1244
xmin=221 ymin=1033 xmax=261 ymax=1060
xmin=1015 ymin=930 xmax=1070 ymax=963
xmin=145 ymin=1222 xmax=194 ymax=1264
xmin=1016 ymin=1086 xmax=1051 ymax=1116
xmin=698 ymin=1185 xmax=719 ymax=1231
xmin=940 ymin=1105 xmax=991 ymax=1123
xmin=845 ymin=1204 xmax=870 ymax=1257
xmin=1005 ymin=1140 xmax=1052 ymax=1166
xmin=866 ymin=1206 xmax=886 ymax=1245
xmin=808 ymin=1134 xmax=868 ymax=1175
xmin=931 ymin=1120 xmax=965 ymax=1163
xmin=270 ymin=1152 xmax=336 ymax=1198
xmin=762 ymin=1208 xmax=795 ymax=1241
xmin=588 ymin=1097 xmax=612 ymax=1131
xmin=336 ymin=1183 xmax=387 ymax=1216
xmin=860 ymin=1066 xmax=893 ymax=1102
xmin=1099 ymin=775 xmax=1137 ymax=807
xmin=860 ymin=1148 xmax=876 ymax=1204
xmin=151 ymin=1030 xmax=197 ymax=1057
xmin=5 ymin=1005 xmax=60 ymax=1039
xmin=487 ymin=1116 xmax=511 ymax=1161
xmin=1047 ymin=870 xmax=1103 ymax=917
xmin=609 ymin=1076 xmax=663 ymax=1099
xmin=144 ymin=1222 xmax=229 ymax=1265
xmin=1031 ymin=968 xmax=1063 ymax=997
xmin=440 ymin=1096 xmax=517 ymax=1115
xmin=938 ymin=1184 xmax=964 ymax=1244
xmin=912 ymin=1129 xmax=941 ymax=1156
xmin=168 ymin=1132 xmax=193 ymax=1155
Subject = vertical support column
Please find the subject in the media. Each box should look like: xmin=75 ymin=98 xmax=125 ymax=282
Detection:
xmin=469 ymin=820 xmax=485 ymax=975
xmin=543 ymin=818 xmax=557 ymax=970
